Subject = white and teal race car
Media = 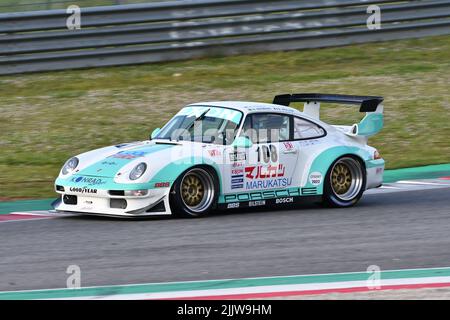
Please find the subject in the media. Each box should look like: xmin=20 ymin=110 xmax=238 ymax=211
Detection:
xmin=53 ymin=93 xmax=385 ymax=218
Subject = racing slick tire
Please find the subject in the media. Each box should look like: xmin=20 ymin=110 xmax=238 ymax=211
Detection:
xmin=170 ymin=166 xmax=218 ymax=218
xmin=322 ymin=156 xmax=366 ymax=208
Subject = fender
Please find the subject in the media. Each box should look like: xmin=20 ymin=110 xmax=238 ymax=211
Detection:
xmin=304 ymin=146 xmax=372 ymax=193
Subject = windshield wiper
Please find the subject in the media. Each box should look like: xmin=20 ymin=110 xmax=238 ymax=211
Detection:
xmin=185 ymin=108 xmax=210 ymax=134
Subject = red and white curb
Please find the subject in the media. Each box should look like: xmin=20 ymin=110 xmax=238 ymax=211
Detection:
xmin=1 ymin=267 xmax=450 ymax=300
xmin=0 ymin=211 xmax=55 ymax=222
xmin=64 ymin=277 xmax=450 ymax=300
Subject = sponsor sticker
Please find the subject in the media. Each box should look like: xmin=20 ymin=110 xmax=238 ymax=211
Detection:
xmin=230 ymin=152 xmax=246 ymax=162
xmin=227 ymin=202 xmax=240 ymax=209
xmin=208 ymin=149 xmax=222 ymax=157
xmin=71 ymin=176 xmax=107 ymax=186
xmin=69 ymin=187 xmax=98 ymax=194
xmin=223 ymin=187 xmax=318 ymax=203
xmin=110 ymin=151 xmax=147 ymax=159
xmin=231 ymin=169 xmax=244 ymax=175
xmin=101 ymin=161 xmax=118 ymax=166
xmin=231 ymin=173 xmax=244 ymax=189
xmin=249 ymin=200 xmax=266 ymax=207
xmin=232 ymin=161 xmax=244 ymax=168
xmin=275 ymin=197 xmax=294 ymax=204
xmin=245 ymin=164 xmax=285 ymax=179
xmin=154 ymin=182 xmax=170 ymax=188
xmin=245 ymin=178 xmax=292 ymax=190
xmin=283 ymin=142 xmax=294 ymax=151
xmin=309 ymin=172 xmax=323 ymax=186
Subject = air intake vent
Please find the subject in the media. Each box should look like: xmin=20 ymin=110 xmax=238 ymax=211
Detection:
xmin=110 ymin=199 xmax=127 ymax=209
xmin=63 ymin=195 xmax=77 ymax=205
xmin=109 ymin=190 xmax=125 ymax=196
xmin=146 ymin=201 xmax=165 ymax=213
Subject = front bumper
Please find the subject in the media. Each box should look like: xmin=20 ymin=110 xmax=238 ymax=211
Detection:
xmin=53 ymin=187 xmax=172 ymax=217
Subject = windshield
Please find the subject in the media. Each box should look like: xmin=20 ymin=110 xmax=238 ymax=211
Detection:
xmin=155 ymin=106 xmax=243 ymax=145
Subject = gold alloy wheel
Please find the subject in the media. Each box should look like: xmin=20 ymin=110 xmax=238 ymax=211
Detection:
xmin=179 ymin=168 xmax=215 ymax=213
xmin=329 ymin=157 xmax=364 ymax=201
xmin=331 ymin=163 xmax=352 ymax=195
xmin=181 ymin=174 xmax=204 ymax=207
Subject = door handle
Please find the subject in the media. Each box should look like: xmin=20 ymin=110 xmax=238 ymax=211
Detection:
xmin=283 ymin=149 xmax=298 ymax=154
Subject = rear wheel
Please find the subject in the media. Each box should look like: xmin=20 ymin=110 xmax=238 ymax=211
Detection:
xmin=323 ymin=156 xmax=366 ymax=207
xmin=170 ymin=167 xmax=218 ymax=218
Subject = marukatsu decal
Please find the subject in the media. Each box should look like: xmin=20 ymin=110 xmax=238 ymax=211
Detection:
xmin=154 ymin=182 xmax=170 ymax=188
xmin=229 ymin=152 xmax=246 ymax=162
xmin=309 ymin=172 xmax=323 ymax=186
xmin=245 ymin=164 xmax=285 ymax=179
xmin=69 ymin=187 xmax=98 ymax=194
xmin=110 ymin=150 xmax=147 ymax=159
xmin=245 ymin=178 xmax=292 ymax=190
xmin=223 ymin=187 xmax=318 ymax=203
xmin=227 ymin=202 xmax=240 ymax=209
xmin=249 ymin=200 xmax=266 ymax=207
xmin=71 ymin=176 xmax=107 ymax=186
xmin=275 ymin=197 xmax=294 ymax=204
xmin=376 ymin=167 xmax=384 ymax=175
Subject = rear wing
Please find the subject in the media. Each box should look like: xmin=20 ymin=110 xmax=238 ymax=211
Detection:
xmin=273 ymin=93 xmax=384 ymax=137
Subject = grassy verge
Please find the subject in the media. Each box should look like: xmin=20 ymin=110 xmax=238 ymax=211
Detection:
xmin=1 ymin=35 xmax=449 ymax=198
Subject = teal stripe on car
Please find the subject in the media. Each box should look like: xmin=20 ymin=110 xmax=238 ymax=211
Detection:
xmin=56 ymin=154 xmax=222 ymax=192
xmin=306 ymin=146 xmax=373 ymax=192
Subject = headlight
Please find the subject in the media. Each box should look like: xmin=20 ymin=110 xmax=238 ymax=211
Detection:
xmin=62 ymin=157 xmax=79 ymax=175
xmin=129 ymin=163 xmax=147 ymax=180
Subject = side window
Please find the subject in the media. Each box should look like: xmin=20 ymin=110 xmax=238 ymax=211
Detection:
xmin=293 ymin=117 xmax=325 ymax=140
xmin=245 ymin=113 xmax=290 ymax=143
xmin=240 ymin=115 xmax=257 ymax=143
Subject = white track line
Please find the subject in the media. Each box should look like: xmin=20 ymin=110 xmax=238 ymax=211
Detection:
xmin=396 ymin=180 xmax=450 ymax=186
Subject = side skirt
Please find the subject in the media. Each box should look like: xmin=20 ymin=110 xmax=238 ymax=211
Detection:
xmin=218 ymin=195 xmax=323 ymax=210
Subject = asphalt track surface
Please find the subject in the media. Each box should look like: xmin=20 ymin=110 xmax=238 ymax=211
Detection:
xmin=1 ymin=187 xmax=450 ymax=292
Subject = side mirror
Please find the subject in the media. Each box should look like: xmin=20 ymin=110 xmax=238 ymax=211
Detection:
xmin=150 ymin=128 xmax=161 ymax=140
xmin=232 ymin=136 xmax=253 ymax=148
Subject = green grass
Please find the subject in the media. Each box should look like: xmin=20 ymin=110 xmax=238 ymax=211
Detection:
xmin=1 ymin=35 xmax=450 ymax=199
xmin=0 ymin=0 xmax=165 ymax=13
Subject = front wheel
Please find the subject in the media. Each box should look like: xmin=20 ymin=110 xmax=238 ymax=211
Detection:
xmin=322 ymin=156 xmax=366 ymax=208
xmin=170 ymin=167 xmax=218 ymax=218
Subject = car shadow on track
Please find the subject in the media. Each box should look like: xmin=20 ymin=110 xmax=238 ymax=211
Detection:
xmin=57 ymin=193 xmax=388 ymax=222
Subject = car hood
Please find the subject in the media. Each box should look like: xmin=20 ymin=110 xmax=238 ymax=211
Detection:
xmin=76 ymin=141 xmax=177 ymax=178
